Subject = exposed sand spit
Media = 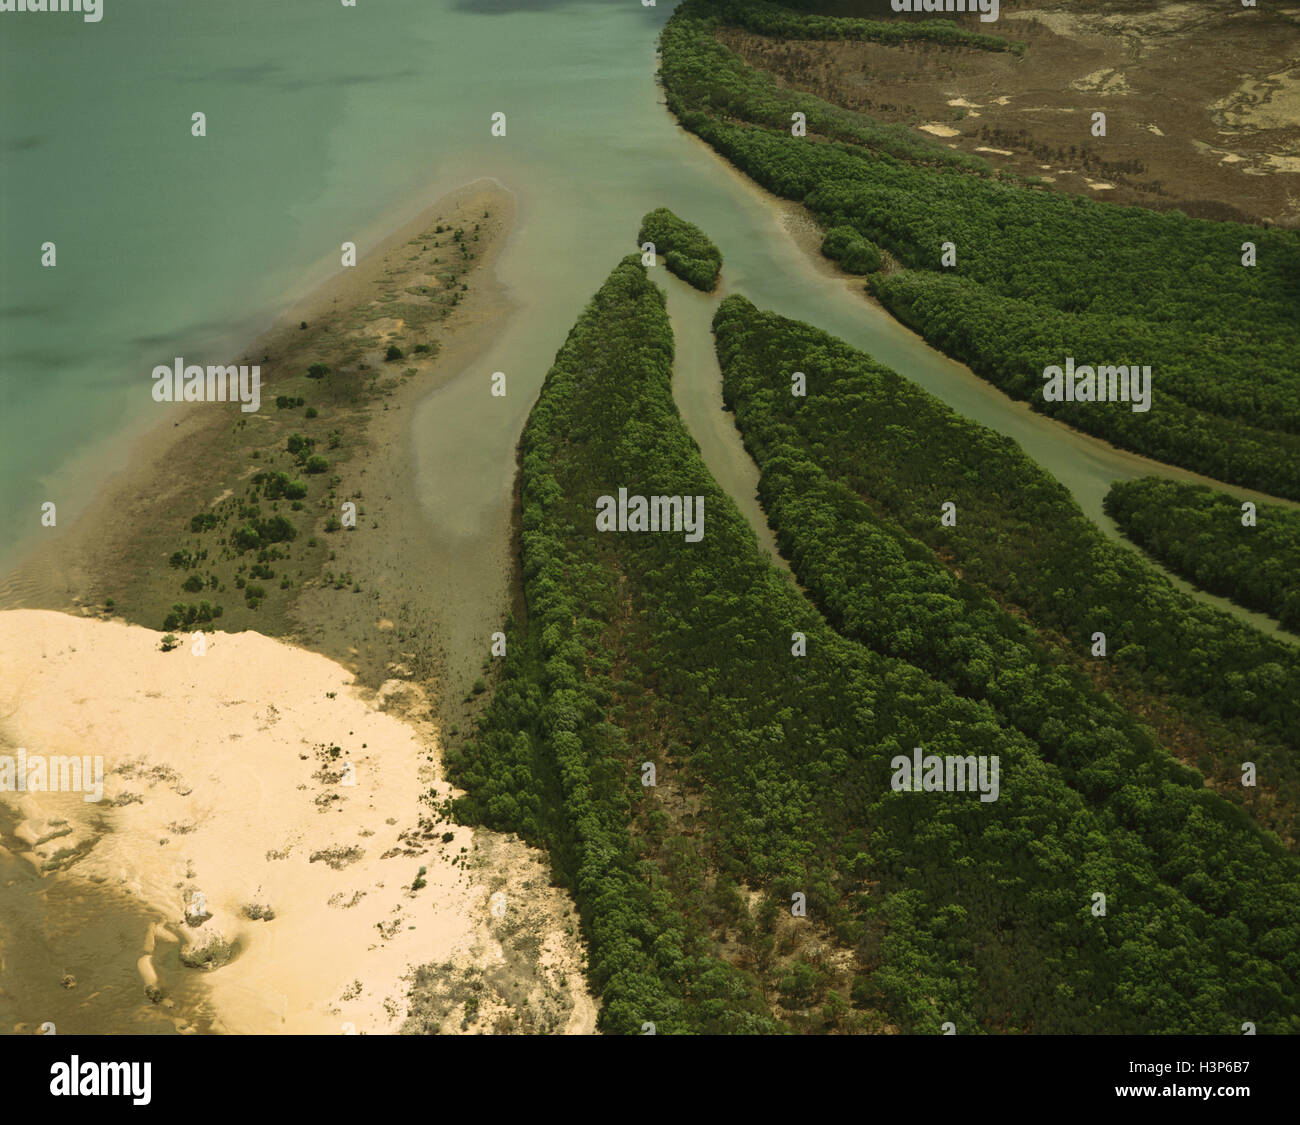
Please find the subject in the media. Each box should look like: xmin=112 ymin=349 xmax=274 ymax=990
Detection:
xmin=1211 ymin=67 xmax=1300 ymax=132
xmin=0 ymin=610 xmax=596 ymax=1035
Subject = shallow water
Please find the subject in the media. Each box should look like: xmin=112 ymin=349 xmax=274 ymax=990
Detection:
xmin=0 ymin=807 xmax=210 ymax=1035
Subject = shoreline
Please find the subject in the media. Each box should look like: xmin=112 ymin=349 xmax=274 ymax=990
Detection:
xmin=0 ymin=178 xmax=599 ymax=1034
xmin=0 ymin=172 xmax=516 ymax=581
xmin=0 ymin=176 xmax=519 ymax=619
xmin=674 ymin=115 xmax=1300 ymax=518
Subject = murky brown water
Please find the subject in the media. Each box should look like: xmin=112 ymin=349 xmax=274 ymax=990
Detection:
xmin=0 ymin=808 xmax=212 ymax=1036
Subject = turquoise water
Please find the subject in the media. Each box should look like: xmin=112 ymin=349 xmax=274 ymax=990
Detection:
xmin=0 ymin=0 xmax=650 ymax=566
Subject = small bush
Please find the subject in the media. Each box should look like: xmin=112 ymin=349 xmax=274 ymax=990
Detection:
xmin=231 ymin=526 xmax=260 ymax=552
xmin=231 ymin=515 xmax=298 ymax=553
xmin=253 ymin=471 xmax=307 ymax=501
xmin=179 ymin=936 xmax=235 ymax=971
xmin=637 ymin=207 xmax=722 ymax=291
xmin=820 ymin=225 xmax=881 ymax=274
xmin=819 ymin=225 xmax=857 ymax=258
xmin=839 ymin=239 xmax=881 ymax=274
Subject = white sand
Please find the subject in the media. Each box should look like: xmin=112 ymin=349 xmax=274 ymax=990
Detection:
xmin=0 ymin=610 xmax=596 ymax=1034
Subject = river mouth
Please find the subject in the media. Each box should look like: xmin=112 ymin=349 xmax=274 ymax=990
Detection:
xmin=5 ymin=0 xmax=1294 ymax=636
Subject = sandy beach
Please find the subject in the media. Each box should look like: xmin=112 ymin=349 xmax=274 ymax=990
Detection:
xmin=0 ymin=610 xmax=594 ymax=1034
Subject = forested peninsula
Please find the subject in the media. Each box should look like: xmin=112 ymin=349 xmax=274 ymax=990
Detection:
xmin=445 ymin=0 xmax=1300 ymax=1038
xmin=1105 ymin=478 xmax=1300 ymax=632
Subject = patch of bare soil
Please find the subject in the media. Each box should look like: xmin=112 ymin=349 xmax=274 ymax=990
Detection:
xmin=718 ymin=0 xmax=1300 ymax=226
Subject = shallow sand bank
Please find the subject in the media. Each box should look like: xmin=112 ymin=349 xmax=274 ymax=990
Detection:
xmin=0 ymin=177 xmax=516 ymax=627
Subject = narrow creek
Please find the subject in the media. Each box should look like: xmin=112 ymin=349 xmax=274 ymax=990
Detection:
xmin=405 ymin=41 xmax=1299 ymax=698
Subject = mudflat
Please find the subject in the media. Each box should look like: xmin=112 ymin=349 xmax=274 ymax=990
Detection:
xmin=720 ymin=0 xmax=1300 ymax=226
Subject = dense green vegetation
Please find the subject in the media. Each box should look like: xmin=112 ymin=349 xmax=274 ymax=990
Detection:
xmin=660 ymin=0 xmax=1300 ymax=497
xmin=712 ymin=295 xmax=1300 ymax=1026
xmin=1105 ymin=478 xmax=1300 ymax=631
xmin=820 ymin=225 xmax=881 ymax=273
xmin=448 ymin=257 xmax=1300 ymax=1034
xmin=637 ymin=207 xmax=723 ymax=291
xmin=699 ymin=0 xmax=1022 ymax=57
xmin=713 ymin=295 xmax=1300 ymax=846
